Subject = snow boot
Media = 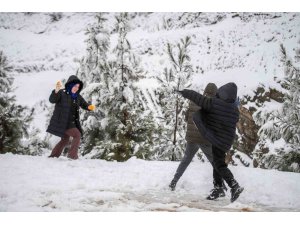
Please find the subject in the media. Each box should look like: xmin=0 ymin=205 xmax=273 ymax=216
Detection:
xmin=169 ymin=179 xmax=177 ymax=191
xmin=230 ymin=183 xmax=244 ymax=203
xmin=206 ymin=187 xmax=226 ymax=200
xmin=213 ymin=179 xmax=228 ymax=192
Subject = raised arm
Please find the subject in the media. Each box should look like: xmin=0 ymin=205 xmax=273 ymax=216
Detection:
xmin=49 ymin=89 xmax=62 ymax=104
xmin=179 ymin=89 xmax=212 ymax=111
xmin=49 ymin=80 xmax=63 ymax=104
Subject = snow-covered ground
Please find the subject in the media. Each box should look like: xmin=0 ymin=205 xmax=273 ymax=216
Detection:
xmin=0 ymin=153 xmax=299 ymax=212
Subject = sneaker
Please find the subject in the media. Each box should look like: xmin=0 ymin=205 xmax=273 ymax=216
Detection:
xmin=169 ymin=179 xmax=177 ymax=191
xmin=206 ymin=187 xmax=225 ymax=200
xmin=230 ymin=184 xmax=244 ymax=202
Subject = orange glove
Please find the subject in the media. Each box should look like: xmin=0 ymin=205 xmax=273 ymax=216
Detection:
xmin=88 ymin=105 xmax=95 ymax=111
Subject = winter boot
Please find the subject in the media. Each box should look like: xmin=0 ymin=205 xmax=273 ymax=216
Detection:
xmin=214 ymin=179 xmax=228 ymax=192
xmin=230 ymin=182 xmax=244 ymax=203
xmin=206 ymin=186 xmax=226 ymax=200
xmin=169 ymin=179 xmax=177 ymax=191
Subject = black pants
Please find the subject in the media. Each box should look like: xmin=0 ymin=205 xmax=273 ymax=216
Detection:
xmin=212 ymin=145 xmax=236 ymax=188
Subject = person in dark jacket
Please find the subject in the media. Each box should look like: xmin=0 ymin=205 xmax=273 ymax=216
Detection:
xmin=177 ymin=82 xmax=244 ymax=202
xmin=47 ymin=75 xmax=95 ymax=159
xmin=169 ymin=83 xmax=228 ymax=198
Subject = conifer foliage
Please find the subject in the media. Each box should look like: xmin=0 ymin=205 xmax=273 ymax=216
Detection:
xmin=254 ymin=44 xmax=300 ymax=172
xmin=78 ymin=13 xmax=157 ymax=161
xmin=0 ymin=51 xmax=34 ymax=154
xmin=155 ymin=36 xmax=193 ymax=161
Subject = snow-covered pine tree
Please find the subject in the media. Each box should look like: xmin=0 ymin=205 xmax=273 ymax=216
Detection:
xmin=75 ymin=13 xmax=110 ymax=155
xmin=81 ymin=13 xmax=157 ymax=161
xmin=155 ymin=36 xmax=193 ymax=161
xmin=254 ymin=44 xmax=300 ymax=172
xmin=77 ymin=13 xmax=110 ymax=84
xmin=0 ymin=51 xmax=34 ymax=154
xmin=107 ymin=12 xmax=157 ymax=161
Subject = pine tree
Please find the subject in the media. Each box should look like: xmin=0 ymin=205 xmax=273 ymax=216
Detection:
xmin=77 ymin=13 xmax=110 ymax=84
xmin=0 ymin=51 xmax=34 ymax=154
xmin=107 ymin=12 xmax=157 ymax=161
xmin=155 ymin=36 xmax=193 ymax=161
xmin=254 ymin=44 xmax=300 ymax=172
xmin=75 ymin=13 xmax=111 ymax=155
xmin=80 ymin=13 xmax=157 ymax=161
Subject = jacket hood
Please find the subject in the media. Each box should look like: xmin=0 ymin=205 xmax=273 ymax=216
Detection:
xmin=203 ymin=83 xmax=217 ymax=97
xmin=65 ymin=75 xmax=83 ymax=94
xmin=216 ymin=82 xmax=237 ymax=103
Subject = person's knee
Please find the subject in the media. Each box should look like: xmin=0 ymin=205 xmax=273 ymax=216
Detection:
xmin=71 ymin=129 xmax=81 ymax=140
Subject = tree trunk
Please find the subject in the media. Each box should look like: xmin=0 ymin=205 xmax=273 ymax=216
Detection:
xmin=172 ymin=96 xmax=179 ymax=161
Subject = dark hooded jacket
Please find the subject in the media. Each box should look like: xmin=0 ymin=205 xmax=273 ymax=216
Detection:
xmin=46 ymin=75 xmax=90 ymax=138
xmin=180 ymin=82 xmax=239 ymax=152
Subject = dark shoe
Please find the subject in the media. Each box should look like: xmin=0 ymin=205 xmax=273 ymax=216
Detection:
xmin=230 ymin=184 xmax=244 ymax=202
xmin=169 ymin=179 xmax=177 ymax=191
xmin=213 ymin=179 xmax=227 ymax=191
xmin=206 ymin=187 xmax=225 ymax=200
xmin=214 ymin=180 xmax=228 ymax=192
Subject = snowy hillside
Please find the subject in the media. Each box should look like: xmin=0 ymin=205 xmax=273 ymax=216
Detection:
xmin=0 ymin=153 xmax=299 ymax=211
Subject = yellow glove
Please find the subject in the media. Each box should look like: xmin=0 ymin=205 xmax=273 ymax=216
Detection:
xmin=88 ymin=105 xmax=95 ymax=111
xmin=55 ymin=80 xmax=62 ymax=93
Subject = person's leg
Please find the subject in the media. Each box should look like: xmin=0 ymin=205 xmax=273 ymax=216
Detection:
xmin=199 ymin=143 xmax=213 ymax=164
xmin=212 ymin=145 xmax=235 ymax=187
xmin=173 ymin=142 xmax=199 ymax=181
xmin=207 ymin=145 xmax=233 ymax=200
xmin=49 ymin=133 xmax=70 ymax=158
xmin=65 ymin=128 xmax=81 ymax=160
xmin=212 ymin=145 xmax=244 ymax=202
xmin=169 ymin=142 xmax=199 ymax=190
xmin=213 ymin=168 xmax=224 ymax=187
xmin=199 ymin=144 xmax=227 ymax=191
xmin=63 ymin=138 xmax=72 ymax=156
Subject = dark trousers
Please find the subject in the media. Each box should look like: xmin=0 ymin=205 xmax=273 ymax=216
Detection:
xmin=212 ymin=145 xmax=235 ymax=188
xmin=173 ymin=142 xmax=213 ymax=182
xmin=49 ymin=128 xmax=81 ymax=159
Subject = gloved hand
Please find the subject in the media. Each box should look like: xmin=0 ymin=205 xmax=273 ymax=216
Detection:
xmin=88 ymin=104 xmax=96 ymax=111
xmin=55 ymin=80 xmax=63 ymax=93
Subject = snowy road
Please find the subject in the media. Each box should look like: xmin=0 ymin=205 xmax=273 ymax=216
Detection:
xmin=0 ymin=154 xmax=299 ymax=212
